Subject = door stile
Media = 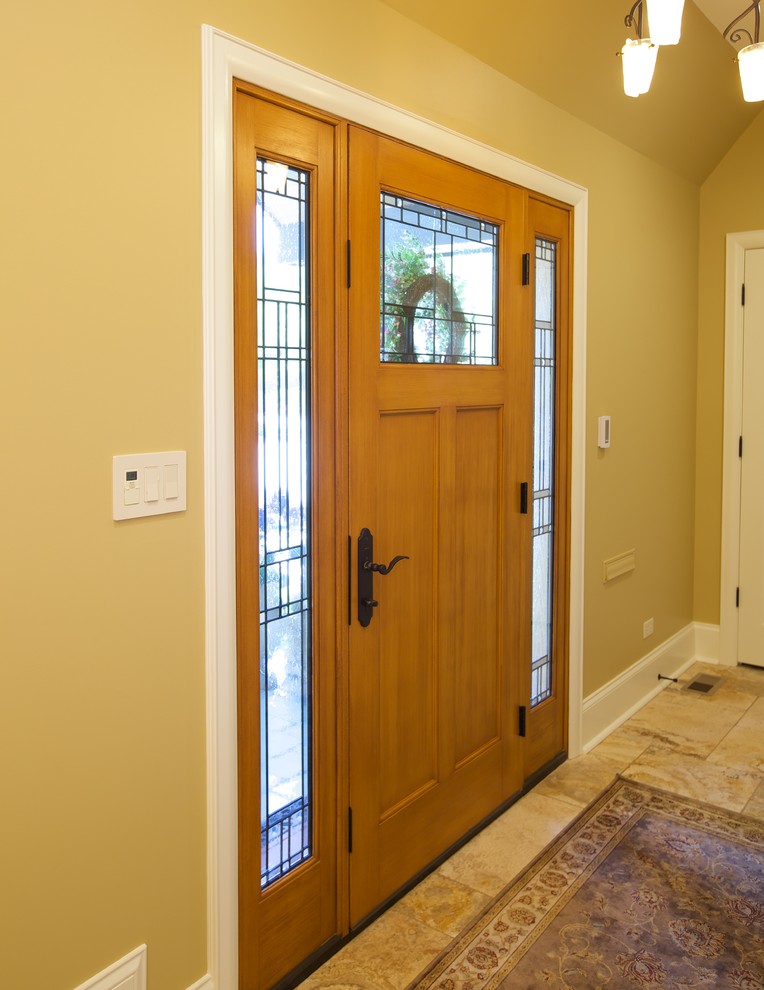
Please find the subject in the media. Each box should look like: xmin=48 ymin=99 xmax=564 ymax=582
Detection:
xmin=333 ymin=118 xmax=351 ymax=938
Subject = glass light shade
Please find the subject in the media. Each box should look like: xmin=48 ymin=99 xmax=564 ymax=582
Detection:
xmin=621 ymin=39 xmax=659 ymax=97
xmin=646 ymin=0 xmax=685 ymax=45
xmin=738 ymin=43 xmax=764 ymax=102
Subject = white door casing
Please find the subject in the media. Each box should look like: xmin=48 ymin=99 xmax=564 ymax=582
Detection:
xmin=736 ymin=249 xmax=764 ymax=666
xmin=202 ymin=24 xmax=588 ymax=989
xmin=720 ymin=231 xmax=764 ymax=668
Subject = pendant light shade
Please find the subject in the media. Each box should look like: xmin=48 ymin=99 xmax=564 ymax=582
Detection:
xmin=738 ymin=42 xmax=764 ymax=100
xmin=646 ymin=0 xmax=685 ymax=45
xmin=621 ymin=38 xmax=659 ymax=96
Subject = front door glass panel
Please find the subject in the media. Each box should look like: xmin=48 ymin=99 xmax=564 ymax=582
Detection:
xmin=256 ymin=157 xmax=313 ymax=887
xmin=531 ymin=237 xmax=556 ymax=707
xmin=380 ymin=192 xmax=498 ymax=364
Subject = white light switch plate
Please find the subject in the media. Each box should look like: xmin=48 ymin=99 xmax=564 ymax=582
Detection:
xmin=113 ymin=451 xmax=187 ymax=520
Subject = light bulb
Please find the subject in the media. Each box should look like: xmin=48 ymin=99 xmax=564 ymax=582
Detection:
xmin=621 ymin=39 xmax=659 ymax=97
xmin=646 ymin=0 xmax=685 ymax=46
xmin=738 ymin=43 xmax=764 ymax=102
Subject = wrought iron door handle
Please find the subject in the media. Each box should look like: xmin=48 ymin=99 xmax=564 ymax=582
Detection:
xmin=363 ymin=555 xmax=409 ymax=575
xmin=357 ymin=528 xmax=409 ymax=627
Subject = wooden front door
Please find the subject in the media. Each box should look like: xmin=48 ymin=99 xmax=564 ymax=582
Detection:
xmin=233 ymin=87 xmax=572 ymax=986
xmin=347 ymin=128 xmax=530 ymax=923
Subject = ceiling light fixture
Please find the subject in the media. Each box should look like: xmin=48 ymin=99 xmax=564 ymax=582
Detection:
xmin=619 ymin=0 xmax=764 ymax=102
xmin=620 ymin=1 xmax=659 ymax=98
xmin=724 ymin=2 xmax=764 ymax=102
xmin=646 ymin=0 xmax=685 ymax=45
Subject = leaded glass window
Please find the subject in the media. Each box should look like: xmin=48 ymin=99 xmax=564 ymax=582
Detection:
xmin=531 ymin=237 xmax=556 ymax=708
xmin=256 ymin=158 xmax=313 ymax=887
xmin=380 ymin=193 xmax=498 ymax=364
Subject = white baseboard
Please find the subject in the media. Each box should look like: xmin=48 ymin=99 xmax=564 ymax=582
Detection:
xmin=72 ymin=948 xmax=211 ymax=990
xmin=73 ymin=947 xmax=147 ymax=990
xmin=582 ymin=622 xmax=720 ymax=752
xmin=694 ymin=621 xmax=721 ymax=663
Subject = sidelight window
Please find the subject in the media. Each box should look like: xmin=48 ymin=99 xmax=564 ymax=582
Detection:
xmin=256 ymin=158 xmax=313 ymax=887
xmin=531 ymin=237 xmax=557 ymax=708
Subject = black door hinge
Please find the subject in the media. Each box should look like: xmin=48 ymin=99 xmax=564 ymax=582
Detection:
xmin=736 ymin=587 xmax=740 ymax=608
xmin=519 ymin=705 xmax=527 ymax=737
xmin=347 ymin=240 xmax=352 ymax=289
xmin=348 ymin=536 xmax=353 ymax=626
xmin=520 ymin=482 xmax=529 ymax=514
xmin=348 ymin=806 xmax=353 ymax=853
xmin=740 ymin=436 xmax=743 ymax=458
xmin=522 ymin=253 xmax=531 ymax=286
xmin=742 ymin=283 xmax=746 ymax=306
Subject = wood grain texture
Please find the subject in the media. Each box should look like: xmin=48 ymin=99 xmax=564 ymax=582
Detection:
xmin=233 ymin=83 xmax=341 ymax=990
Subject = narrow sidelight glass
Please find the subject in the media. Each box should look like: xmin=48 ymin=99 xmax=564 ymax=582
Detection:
xmin=531 ymin=238 xmax=557 ymax=707
xmin=256 ymin=158 xmax=313 ymax=887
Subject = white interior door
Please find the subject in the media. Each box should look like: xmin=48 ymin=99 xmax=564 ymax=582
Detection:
xmin=738 ymin=247 xmax=764 ymax=667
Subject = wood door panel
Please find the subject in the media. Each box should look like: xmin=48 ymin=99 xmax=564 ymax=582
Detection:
xmin=348 ymin=126 xmax=527 ymax=923
xmin=377 ymin=409 xmax=439 ymax=814
xmin=452 ymin=406 xmax=503 ymax=766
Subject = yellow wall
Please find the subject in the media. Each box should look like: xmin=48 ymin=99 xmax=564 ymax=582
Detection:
xmin=1 ymin=1 xmax=699 ymax=987
xmin=695 ymin=112 xmax=764 ymax=623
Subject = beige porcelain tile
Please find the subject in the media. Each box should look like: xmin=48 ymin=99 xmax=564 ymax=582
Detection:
xmin=395 ymin=871 xmax=491 ymax=938
xmin=620 ymin=745 xmax=762 ymax=812
xmin=438 ymin=790 xmax=581 ymax=897
xmin=589 ymin=723 xmax=653 ymax=769
xmin=532 ymin=752 xmax=620 ymax=807
xmin=674 ymin=664 xmax=763 ymax=712
xmin=707 ymin=697 xmax=764 ymax=773
xmin=708 ymin=662 xmax=764 ymax=697
xmin=623 ymin=687 xmax=746 ymax=756
xmin=299 ymin=903 xmax=448 ymax=990
xmin=744 ymin=780 xmax=764 ymax=821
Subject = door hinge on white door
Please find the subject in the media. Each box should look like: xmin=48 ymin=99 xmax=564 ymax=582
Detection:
xmin=736 ymin=587 xmax=740 ymax=608
xmin=742 ymin=283 xmax=746 ymax=306
xmin=740 ymin=436 xmax=743 ymax=458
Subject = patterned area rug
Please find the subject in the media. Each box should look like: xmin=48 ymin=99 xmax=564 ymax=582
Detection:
xmin=409 ymin=778 xmax=764 ymax=989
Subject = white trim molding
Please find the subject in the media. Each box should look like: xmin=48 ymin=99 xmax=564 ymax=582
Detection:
xmin=186 ymin=977 xmax=214 ymax=990
xmin=73 ymin=946 xmax=147 ymax=990
xmin=720 ymin=231 xmax=764 ymax=667
xmin=582 ymin=623 xmax=720 ymax=751
xmin=694 ymin=621 xmax=721 ymax=663
xmin=202 ymin=24 xmax=589 ymax=989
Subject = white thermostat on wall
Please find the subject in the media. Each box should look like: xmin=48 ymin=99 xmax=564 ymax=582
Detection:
xmin=597 ymin=416 xmax=611 ymax=449
xmin=113 ymin=451 xmax=187 ymax=520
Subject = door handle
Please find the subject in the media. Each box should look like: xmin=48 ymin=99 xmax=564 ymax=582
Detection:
xmin=363 ymin=554 xmax=409 ymax=575
xmin=357 ymin=527 xmax=409 ymax=627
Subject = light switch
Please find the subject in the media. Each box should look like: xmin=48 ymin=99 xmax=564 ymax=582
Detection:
xmin=113 ymin=452 xmax=187 ymax=520
xmin=145 ymin=466 xmax=160 ymax=502
xmin=164 ymin=463 xmax=179 ymax=500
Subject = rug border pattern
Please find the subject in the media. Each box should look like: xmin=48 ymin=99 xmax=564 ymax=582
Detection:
xmin=408 ymin=776 xmax=764 ymax=990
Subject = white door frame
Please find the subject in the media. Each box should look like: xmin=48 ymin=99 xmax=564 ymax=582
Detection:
xmin=720 ymin=230 xmax=764 ymax=667
xmin=201 ymin=24 xmax=588 ymax=989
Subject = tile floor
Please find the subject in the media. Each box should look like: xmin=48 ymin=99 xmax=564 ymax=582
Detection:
xmin=298 ymin=660 xmax=764 ymax=990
